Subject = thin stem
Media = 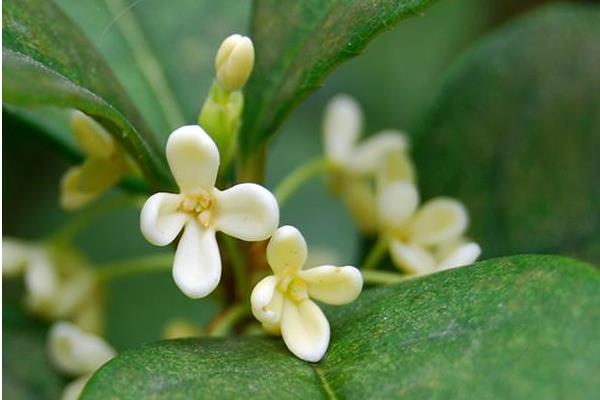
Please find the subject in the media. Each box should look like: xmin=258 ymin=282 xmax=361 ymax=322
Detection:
xmin=361 ymin=270 xmax=414 ymax=285
xmin=206 ymin=303 xmax=250 ymax=337
xmin=362 ymin=236 xmax=389 ymax=270
xmin=221 ymin=235 xmax=248 ymax=300
xmin=274 ymin=157 xmax=330 ymax=206
xmin=50 ymin=194 xmax=139 ymax=246
xmin=237 ymin=147 xmax=266 ymax=183
xmin=103 ymin=0 xmax=186 ymax=129
xmin=96 ymin=253 xmax=173 ymax=282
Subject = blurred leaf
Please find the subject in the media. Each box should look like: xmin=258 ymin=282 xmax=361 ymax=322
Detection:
xmin=55 ymin=0 xmax=250 ymax=139
xmin=239 ymin=0 xmax=438 ymax=158
xmin=2 ymin=303 xmax=65 ymax=400
xmin=2 ymin=0 xmax=173 ymax=190
xmin=83 ymin=255 xmax=600 ymax=399
xmin=414 ymin=4 xmax=600 ymax=263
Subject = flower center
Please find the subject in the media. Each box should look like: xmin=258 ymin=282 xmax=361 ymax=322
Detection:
xmin=278 ymin=275 xmax=308 ymax=303
xmin=178 ymin=189 xmax=213 ymax=228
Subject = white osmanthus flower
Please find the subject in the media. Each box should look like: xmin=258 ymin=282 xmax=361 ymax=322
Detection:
xmin=322 ymin=95 xmax=412 ymax=233
xmin=140 ymin=125 xmax=279 ymax=299
xmin=48 ymin=322 xmax=116 ymax=400
xmin=215 ymin=34 xmax=255 ymax=92
xmin=251 ymin=226 xmax=363 ymax=362
xmin=2 ymin=238 xmax=102 ymax=332
xmin=376 ymin=181 xmax=481 ymax=275
xmin=61 ymin=111 xmax=137 ymax=210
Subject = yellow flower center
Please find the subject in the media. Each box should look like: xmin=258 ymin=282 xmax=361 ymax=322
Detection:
xmin=277 ymin=274 xmax=308 ymax=303
xmin=178 ymin=189 xmax=213 ymax=228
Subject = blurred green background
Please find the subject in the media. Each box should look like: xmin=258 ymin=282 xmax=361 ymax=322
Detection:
xmin=3 ymin=0 xmax=595 ymax=359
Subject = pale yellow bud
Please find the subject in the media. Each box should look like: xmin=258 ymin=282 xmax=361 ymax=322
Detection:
xmin=215 ymin=34 xmax=255 ymax=92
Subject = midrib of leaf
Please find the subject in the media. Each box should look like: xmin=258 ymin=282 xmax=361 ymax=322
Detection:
xmin=102 ymin=0 xmax=186 ymax=130
xmin=311 ymin=363 xmax=339 ymax=400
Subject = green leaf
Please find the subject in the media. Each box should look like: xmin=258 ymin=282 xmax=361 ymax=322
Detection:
xmin=54 ymin=0 xmax=250 ymax=139
xmin=2 ymin=303 xmax=66 ymax=399
xmin=82 ymin=255 xmax=600 ymax=399
xmin=239 ymin=0 xmax=439 ymax=157
xmin=414 ymin=4 xmax=600 ymax=263
xmin=2 ymin=0 xmax=173 ymax=190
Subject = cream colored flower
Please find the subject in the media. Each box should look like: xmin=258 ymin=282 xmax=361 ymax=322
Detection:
xmin=2 ymin=238 xmax=100 ymax=330
xmin=322 ymin=95 xmax=413 ymax=233
xmin=215 ymin=34 xmax=255 ymax=92
xmin=251 ymin=226 xmax=362 ymax=362
xmin=48 ymin=322 xmax=116 ymax=400
xmin=376 ymin=181 xmax=481 ymax=275
xmin=61 ymin=111 xmax=136 ymax=210
xmin=140 ymin=125 xmax=279 ymax=299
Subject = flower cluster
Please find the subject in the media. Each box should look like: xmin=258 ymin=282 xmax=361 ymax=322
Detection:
xmin=2 ymin=238 xmax=104 ymax=333
xmin=322 ymin=95 xmax=480 ymax=275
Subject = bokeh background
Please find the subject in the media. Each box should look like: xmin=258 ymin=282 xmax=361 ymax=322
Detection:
xmin=3 ymin=0 xmax=598 ymax=371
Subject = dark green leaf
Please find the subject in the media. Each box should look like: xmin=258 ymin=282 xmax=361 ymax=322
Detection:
xmin=414 ymin=4 xmax=600 ymax=263
xmin=2 ymin=303 xmax=66 ymax=400
xmin=2 ymin=0 xmax=173 ymax=190
xmin=239 ymin=0 xmax=439 ymax=157
xmin=83 ymin=255 xmax=600 ymax=399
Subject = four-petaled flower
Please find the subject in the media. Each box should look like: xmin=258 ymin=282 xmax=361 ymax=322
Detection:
xmin=140 ymin=125 xmax=279 ymax=299
xmin=376 ymin=181 xmax=481 ymax=275
xmin=251 ymin=225 xmax=363 ymax=362
xmin=323 ymin=94 xmax=412 ymax=233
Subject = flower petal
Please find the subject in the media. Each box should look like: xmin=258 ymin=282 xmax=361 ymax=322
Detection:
xmin=24 ymin=249 xmax=59 ymax=311
xmin=266 ymin=225 xmax=307 ymax=275
xmin=61 ymin=160 xmax=123 ymax=211
xmin=323 ymin=94 xmax=362 ymax=163
xmin=299 ymin=265 xmax=363 ymax=305
xmin=251 ymin=275 xmax=284 ymax=326
xmin=2 ymin=238 xmax=30 ymax=276
xmin=213 ymin=183 xmax=279 ymax=241
xmin=281 ymin=299 xmax=330 ymax=362
xmin=341 ymin=178 xmax=378 ymax=234
xmin=350 ymin=130 xmax=408 ymax=174
xmin=409 ymin=198 xmax=468 ymax=246
xmin=166 ymin=125 xmax=220 ymax=194
xmin=376 ymin=151 xmax=415 ymax=189
xmin=389 ymin=240 xmax=436 ymax=275
xmin=48 ymin=322 xmax=115 ymax=376
xmin=376 ymin=181 xmax=419 ymax=231
xmin=172 ymin=220 xmax=221 ymax=299
xmin=438 ymin=242 xmax=481 ymax=271
xmin=62 ymin=375 xmax=91 ymax=400
xmin=70 ymin=111 xmax=114 ymax=158
xmin=140 ymin=193 xmax=188 ymax=246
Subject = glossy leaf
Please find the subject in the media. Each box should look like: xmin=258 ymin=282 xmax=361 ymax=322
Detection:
xmin=83 ymin=255 xmax=600 ymax=399
xmin=414 ymin=4 xmax=600 ymax=263
xmin=2 ymin=0 xmax=173 ymax=190
xmin=239 ymin=0 xmax=438 ymax=157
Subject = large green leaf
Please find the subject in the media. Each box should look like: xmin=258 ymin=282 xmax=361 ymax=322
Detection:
xmin=2 ymin=0 xmax=173 ymax=189
xmin=413 ymin=4 xmax=600 ymax=263
xmin=83 ymin=255 xmax=600 ymax=399
xmin=239 ymin=0 xmax=439 ymax=157
xmin=2 ymin=303 xmax=65 ymax=399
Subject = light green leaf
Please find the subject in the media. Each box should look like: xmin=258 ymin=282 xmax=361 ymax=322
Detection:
xmin=239 ymin=0 xmax=439 ymax=158
xmin=414 ymin=4 xmax=600 ymax=263
xmin=2 ymin=0 xmax=173 ymax=190
xmin=83 ymin=255 xmax=600 ymax=399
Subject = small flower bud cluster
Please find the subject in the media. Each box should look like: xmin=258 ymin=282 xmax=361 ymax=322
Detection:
xmin=322 ymin=95 xmax=481 ymax=274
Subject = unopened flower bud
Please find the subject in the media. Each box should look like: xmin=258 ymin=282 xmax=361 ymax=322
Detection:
xmin=215 ymin=34 xmax=254 ymax=92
